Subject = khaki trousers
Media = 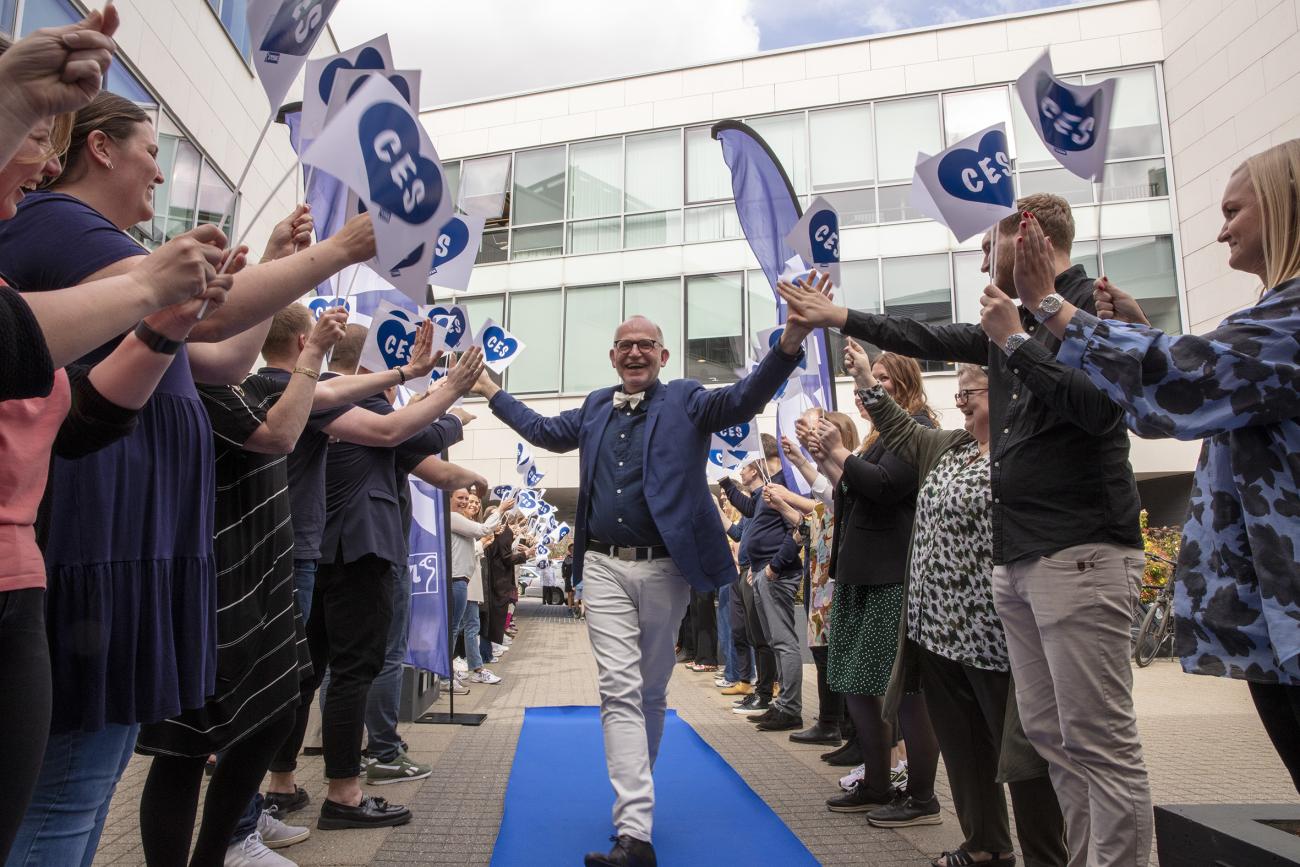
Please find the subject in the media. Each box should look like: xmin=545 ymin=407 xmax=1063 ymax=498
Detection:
xmin=582 ymin=551 xmax=692 ymax=842
xmin=992 ymin=543 xmax=1153 ymax=867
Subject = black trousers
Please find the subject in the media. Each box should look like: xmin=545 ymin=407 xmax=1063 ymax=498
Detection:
xmin=0 ymin=588 xmax=50 ymax=863
xmin=918 ymin=646 xmax=1067 ymax=866
xmin=737 ymin=569 xmax=776 ymax=697
xmin=690 ymin=590 xmax=719 ymax=666
xmin=301 ymin=555 xmax=394 ymax=780
xmin=810 ymin=645 xmax=843 ymax=725
xmin=728 ymin=578 xmax=754 ymax=682
xmin=1249 ymin=681 xmax=1300 ymax=794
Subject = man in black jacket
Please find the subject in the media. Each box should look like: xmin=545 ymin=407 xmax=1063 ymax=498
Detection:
xmin=780 ymin=194 xmax=1152 ymax=866
xmin=720 ymin=435 xmax=804 ymax=733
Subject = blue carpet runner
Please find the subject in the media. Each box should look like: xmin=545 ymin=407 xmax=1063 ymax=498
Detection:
xmin=491 ymin=705 xmax=819 ymax=866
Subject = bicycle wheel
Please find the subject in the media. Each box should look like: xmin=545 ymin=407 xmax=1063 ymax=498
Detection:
xmin=1134 ymin=602 xmax=1168 ymax=667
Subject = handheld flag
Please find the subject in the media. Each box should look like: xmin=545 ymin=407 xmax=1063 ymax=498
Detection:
xmin=784 ymin=196 xmax=841 ymax=288
xmin=474 ymin=318 xmax=526 ymax=374
xmin=910 ymin=123 xmax=1018 ymax=242
xmin=429 ymin=213 xmax=486 ymax=292
xmin=302 ymin=35 xmax=394 ymax=142
xmin=1016 ymin=51 xmax=1116 ymax=182
xmin=357 ymin=300 xmax=445 ymax=391
xmin=247 ymin=0 xmax=341 ymax=115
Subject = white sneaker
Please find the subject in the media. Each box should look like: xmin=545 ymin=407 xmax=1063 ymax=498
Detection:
xmin=839 ymin=763 xmax=866 ymax=792
xmin=488 ymin=655 xmax=502 ymax=664
xmin=256 ymin=809 xmax=309 ymax=849
xmin=447 ymin=677 xmax=470 ymax=695
xmin=453 ymin=669 xmax=467 ymax=681
xmin=225 ymin=832 xmax=296 ymax=866
xmin=502 ymin=636 xmax=513 ymax=645
xmin=452 ymin=656 xmax=468 ymax=673
xmin=468 ymin=668 xmax=502 ymax=684
xmin=492 ymin=642 xmax=508 ymax=655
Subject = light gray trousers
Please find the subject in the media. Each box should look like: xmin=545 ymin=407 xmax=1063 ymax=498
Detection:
xmin=992 ymin=542 xmax=1153 ymax=867
xmin=582 ymin=551 xmax=692 ymax=842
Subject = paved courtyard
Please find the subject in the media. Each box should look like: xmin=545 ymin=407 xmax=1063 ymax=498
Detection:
xmin=90 ymin=598 xmax=1297 ymax=866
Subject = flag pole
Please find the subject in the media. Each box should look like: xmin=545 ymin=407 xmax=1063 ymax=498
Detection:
xmin=1094 ymin=173 xmax=1106 ymax=278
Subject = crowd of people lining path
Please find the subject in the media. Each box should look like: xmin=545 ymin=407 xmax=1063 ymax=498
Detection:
xmin=0 ymin=9 xmax=1298 ymax=867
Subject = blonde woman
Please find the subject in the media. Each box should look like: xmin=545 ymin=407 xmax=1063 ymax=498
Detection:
xmin=989 ymin=140 xmax=1300 ymax=792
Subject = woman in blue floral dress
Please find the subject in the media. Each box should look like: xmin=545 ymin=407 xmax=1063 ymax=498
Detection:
xmin=988 ymin=140 xmax=1300 ymax=792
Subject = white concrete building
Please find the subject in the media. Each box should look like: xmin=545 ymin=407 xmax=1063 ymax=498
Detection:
xmin=6 ymin=0 xmax=1297 ymax=524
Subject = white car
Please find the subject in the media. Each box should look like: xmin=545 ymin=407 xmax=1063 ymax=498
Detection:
xmin=518 ymin=565 xmax=543 ymax=598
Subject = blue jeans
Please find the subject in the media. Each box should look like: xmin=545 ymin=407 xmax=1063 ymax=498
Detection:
xmin=449 ymin=578 xmax=469 ymax=660
xmin=718 ymin=584 xmax=738 ymax=682
xmin=6 ymin=723 xmax=139 ymax=867
xmin=230 ymin=793 xmax=261 ymax=845
xmin=459 ymin=601 xmax=483 ymax=669
xmin=292 ymin=559 xmax=317 ymax=623
xmin=364 ymin=561 xmax=412 ymax=763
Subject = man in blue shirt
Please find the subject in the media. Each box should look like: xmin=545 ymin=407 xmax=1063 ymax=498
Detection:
xmin=473 ymin=313 xmax=810 ymax=867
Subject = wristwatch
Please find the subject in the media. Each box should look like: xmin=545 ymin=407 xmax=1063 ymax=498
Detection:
xmin=134 ymin=320 xmax=183 ymax=355
xmin=1003 ymin=332 xmax=1032 ymax=356
xmin=1033 ymin=292 xmax=1066 ymax=323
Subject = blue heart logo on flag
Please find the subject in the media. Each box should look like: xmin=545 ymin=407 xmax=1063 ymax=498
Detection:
xmin=319 ymin=46 xmax=385 ymax=102
xmin=492 ymin=484 xmax=514 ymax=500
xmin=260 ymin=0 xmax=339 ymax=55
xmin=307 ymin=297 xmax=349 ymax=319
xmin=936 ymin=130 xmax=1014 ymax=207
xmin=716 ymin=423 xmax=751 ymax=448
xmin=526 ymin=466 xmax=545 ymax=487
xmin=1035 ymin=76 xmax=1099 ymax=153
xmin=558 ymin=525 xmax=571 ymax=540
xmin=427 ymin=305 xmax=468 ymax=347
xmin=518 ymin=490 xmax=538 ymax=510
xmin=376 ymin=310 xmax=417 ymax=369
xmin=388 ymin=243 xmax=426 ymax=275
xmin=358 ymin=103 xmax=442 ymax=224
xmin=346 ymin=71 xmax=413 ymax=106
xmin=482 ymin=325 xmax=520 ymax=362
xmin=431 ymin=218 xmax=470 ymax=272
xmin=808 ymin=209 xmax=839 ymax=265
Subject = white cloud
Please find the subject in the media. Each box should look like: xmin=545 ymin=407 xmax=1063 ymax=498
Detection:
xmin=328 ymin=0 xmax=761 ymax=108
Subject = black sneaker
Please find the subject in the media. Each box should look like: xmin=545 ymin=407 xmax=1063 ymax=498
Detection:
xmin=747 ymin=707 xmax=779 ymax=725
xmin=732 ymin=694 xmax=772 ymax=716
xmin=317 ymin=795 xmax=412 ymax=830
xmin=826 ymin=780 xmax=896 ymax=813
xmin=755 ymin=710 xmax=803 ymax=732
xmin=263 ymin=786 xmax=310 ymax=815
xmin=821 ymin=740 xmax=863 ymax=766
xmin=867 ymin=793 xmax=942 ymax=827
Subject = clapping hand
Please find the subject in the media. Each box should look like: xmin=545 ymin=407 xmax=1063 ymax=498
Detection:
xmin=815 ymin=417 xmax=844 ymax=452
xmin=1094 ymin=277 xmax=1149 ymax=325
xmin=1012 ymin=212 xmax=1057 ymax=310
xmin=777 ymin=270 xmax=844 ymax=331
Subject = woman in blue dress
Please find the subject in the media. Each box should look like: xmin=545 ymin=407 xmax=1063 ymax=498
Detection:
xmin=0 ymin=91 xmax=375 ymax=865
xmin=979 ymin=139 xmax=1300 ymax=793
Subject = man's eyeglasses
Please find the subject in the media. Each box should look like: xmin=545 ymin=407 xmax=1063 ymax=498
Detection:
xmin=954 ymin=388 xmax=989 ymax=404
xmin=613 ymin=339 xmax=661 ymax=355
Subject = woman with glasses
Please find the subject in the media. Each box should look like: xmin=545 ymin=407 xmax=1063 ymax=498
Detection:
xmin=845 ymin=340 xmax=1066 ymax=867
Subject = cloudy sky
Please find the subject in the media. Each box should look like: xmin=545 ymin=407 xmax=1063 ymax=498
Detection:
xmin=329 ymin=0 xmax=1079 ymax=108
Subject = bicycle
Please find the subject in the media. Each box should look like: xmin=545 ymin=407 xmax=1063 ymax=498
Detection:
xmin=1133 ymin=553 xmax=1177 ymax=667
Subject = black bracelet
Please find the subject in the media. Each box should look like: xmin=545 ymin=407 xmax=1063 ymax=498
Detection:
xmin=134 ymin=321 xmax=183 ymax=355
xmin=396 ymin=366 xmax=407 ymax=384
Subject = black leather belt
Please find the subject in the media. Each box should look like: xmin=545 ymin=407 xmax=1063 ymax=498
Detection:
xmin=587 ymin=540 xmax=669 ymax=562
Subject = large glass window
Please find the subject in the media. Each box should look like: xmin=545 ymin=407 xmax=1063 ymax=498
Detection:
xmin=626 ymin=130 xmax=682 ymax=213
xmin=162 ymin=139 xmax=201 ymax=241
xmin=1092 ymin=67 xmax=1163 ymax=160
xmin=747 ymin=113 xmax=808 ymax=195
xmin=511 ymin=224 xmax=563 ymax=261
xmin=1017 ymin=167 xmax=1093 ymax=205
xmin=442 ymin=161 xmax=460 ymax=211
xmin=563 ymin=284 xmax=621 ymax=392
xmin=1073 ymin=236 xmax=1181 ymax=334
xmin=568 ymin=138 xmax=622 ymax=220
xmin=686 ymin=126 xmax=732 ymax=204
xmin=22 ymin=0 xmax=154 ymax=102
xmin=196 ymin=160 xmax=235 ymax=235
xmin=828 ymin=259 xmax=881 ymax=374
xmin=1 ymin=0 xmax=17 ymax=34
xmin=943 ymin=87 xmax=1014 ymax=152
xmin=478 ymin=229 xmax=508 ymax=264
xmin=512 ymin=146 xmax=565 ymax=225
xmin=1102 ymin=158 xmax=1168 ymax=202
xmin=460 ymin=153 xmax=512 ymax=219
xmin=209 ymin=0 xmax=252 ymax=60
xmin=821 ymin=188 xmax=876 ymax=227
xmin=877 ymin=184 xmax=925 ymax=223
xmin=686 ymin=273 xmax=744 ymax=383
xmin=624 ymin=278 xmax=683 ymax=380
xmin=875 ymin=96 xmax=942 ymax=184
xmin=952 ymin=250 xmax=987 ymax=325
xmin=810 ymin=105 xmax=873 ymax=192
xmin=625 ymin=211 xmax=681 ymax=248
xmin=506 ymin=290 xmax=561 ymax=393
xmin=883 ymin=254 xmax=952 ymax=371
xmin=683 ymin=202 xmax=742 ymax=243
xmin=567 ymin=218 xmax=621 ymax=255
xmin=746 ymin=270 xmax=778 ymax=361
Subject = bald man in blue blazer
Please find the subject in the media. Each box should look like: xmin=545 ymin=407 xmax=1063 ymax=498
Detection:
xmin=473 ymin=313 xmax=811 ymax=867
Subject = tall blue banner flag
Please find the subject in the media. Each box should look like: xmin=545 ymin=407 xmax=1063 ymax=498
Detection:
xmin=405 ymin=477 xmax=450 ymax=678
xmin=711 ymin=121 xmax=836 ymax=493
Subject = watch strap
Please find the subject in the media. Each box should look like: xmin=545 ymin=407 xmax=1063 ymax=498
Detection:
xmin=133 ymin=321 xmax=183 ymax=355
xmin=1033 ymin=292 xmax=1066 ymax=323
xmin=1002 ymin=332 xmax=1032 ymax=357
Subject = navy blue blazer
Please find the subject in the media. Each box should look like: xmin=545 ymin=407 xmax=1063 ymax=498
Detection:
xmin=489 ymin=347 xmax=801 ymax=591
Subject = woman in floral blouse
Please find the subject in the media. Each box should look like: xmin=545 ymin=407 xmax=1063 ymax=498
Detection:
xmin=992 ymin=139 xmax=1300 ymax=792
xmin=842 ymin=340 xmax=1066 ymax=867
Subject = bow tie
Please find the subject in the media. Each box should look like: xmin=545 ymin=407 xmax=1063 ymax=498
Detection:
xmin=613 ymin=390 xmax=647 ymax=411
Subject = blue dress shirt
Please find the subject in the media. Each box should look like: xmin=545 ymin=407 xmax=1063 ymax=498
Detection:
xmin=586 ymin=381 xmax=664 ymax=547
